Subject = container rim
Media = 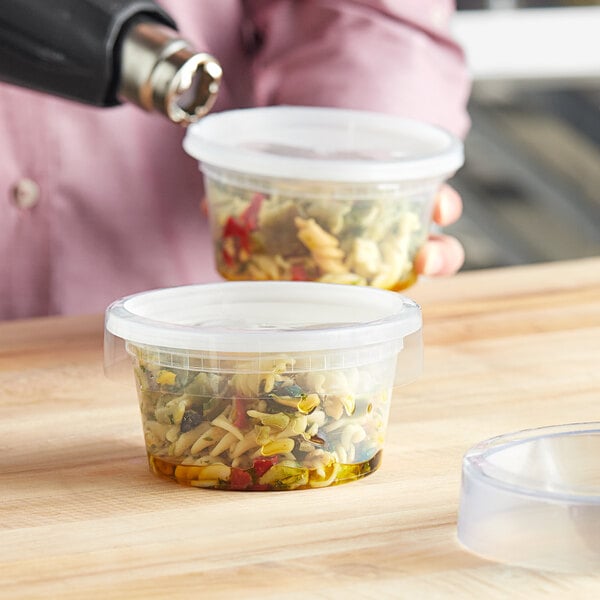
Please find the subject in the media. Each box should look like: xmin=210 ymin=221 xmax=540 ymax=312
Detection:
xmin=104 ymin=281 xmax=422 ymax=354
xmin=462 ymin=422 xmax=600 ymax=504
xmin=183 ymin=106 xmax=464 ymax=183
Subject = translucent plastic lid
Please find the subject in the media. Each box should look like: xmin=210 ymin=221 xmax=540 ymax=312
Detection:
xmin=104 ymin=281 xmax=421 ymax=354
xmin=183 ymin=106 xmax=464 ymax=182
xmin=458 ymin=422 xmax=600 ymax=573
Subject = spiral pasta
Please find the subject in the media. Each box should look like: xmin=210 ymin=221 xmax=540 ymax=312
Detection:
xmin=205 ymin=176 xmax=428 ymax=291
xmin=134 ymin=349 xmax=393 ymax=491
xmin=295 ymin=217 xmax=348 ymax=275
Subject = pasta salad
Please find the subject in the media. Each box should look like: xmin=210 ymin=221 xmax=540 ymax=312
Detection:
xmin=204 ymin=174 xmax=430 ymax=291
xmin=131 ymin=346 xmax=395 ymax=491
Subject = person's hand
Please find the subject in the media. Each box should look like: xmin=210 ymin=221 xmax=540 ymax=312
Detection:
xmin=414 ymin=184 xmax=465 ymax=277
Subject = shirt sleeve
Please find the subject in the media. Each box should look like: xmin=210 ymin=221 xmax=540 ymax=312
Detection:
xmin=244 ymin=0 xmax=471 ymax=138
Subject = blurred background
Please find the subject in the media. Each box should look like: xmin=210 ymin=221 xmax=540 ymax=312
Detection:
xmin=447 ymin=0 xmax=600 ymax=270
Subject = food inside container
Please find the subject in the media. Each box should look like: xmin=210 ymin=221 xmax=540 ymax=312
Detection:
xmin=104 ymin=281 xmax=422 ymax=491
xmin=183 ymin=106 xmax=464 ymax=291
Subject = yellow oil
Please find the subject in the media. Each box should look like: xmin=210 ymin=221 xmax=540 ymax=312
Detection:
xmin=218 ymin=264 xmax=418 ymax=292
xmin=148 ymin=450 xmax=383 ymax=491
xmin=390 ymin=268 xmax=418 ymax=291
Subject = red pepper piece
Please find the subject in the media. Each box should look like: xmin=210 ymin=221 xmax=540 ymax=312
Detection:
xmin=232 ymin=397 xmax=248 ymax=429
xmin=230 ymin=467 xmax=253 ymax=490
xmin=240 ymin=193 xmax=264 ymax=230
xmin=253 ymin=456 xmax=278 ymax=478
xmin=223 ymin=216 xmax=246 ymax=239
xmin=290 ymin=264 xmax=308 ymax=281
xmin=223 ymin=216 xmax=251 ymax=253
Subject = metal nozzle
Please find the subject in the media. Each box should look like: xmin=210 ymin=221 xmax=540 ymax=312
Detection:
xmin=118 ymin=21 xmax=222 ymax=125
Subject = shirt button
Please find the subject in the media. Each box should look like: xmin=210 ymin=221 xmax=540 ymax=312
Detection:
xmin=11 ymin=178 xmax=41 ymax=209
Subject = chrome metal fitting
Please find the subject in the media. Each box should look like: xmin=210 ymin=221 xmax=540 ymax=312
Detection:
xmin=118 ymin=21 xmax=222 ymax=125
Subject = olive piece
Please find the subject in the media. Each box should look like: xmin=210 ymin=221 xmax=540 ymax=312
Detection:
xmin=180 ymin=409 xmax=203 ymax=433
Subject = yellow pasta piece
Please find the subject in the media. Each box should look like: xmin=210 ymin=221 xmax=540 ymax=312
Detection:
xmin=155 ymin=396 xmax=188 ymax=426
xmin=346 ymin=238 xmax=382 ymax=278
xmin=258 ymin=463 xmax=309 ymax=489
xmin=199 ymin=463 xmax=231 ymax=481
xmin=190 ymin=426 xmax=226 ymax=455
xmin=297 ymin=393 xmax=320 ymax=415
xmin=340 ymin=394 xmax=356 ymax=416
xmin=173 ymin=428 xmax=207 ymax=457
xmin=190 ymin=479 xmax=220 ymax=488
xmin=246 ymin=254 xmax=290 ymax=281
xmin=317 ymin=272 xmax=366 ymax=286
xmin=255 ymin=425 xmax=273 ymax=446
xmin=209 ymin=431 xmax=238 ymax=457
xmin=309 ymin=463 xmax=341 ymax=488
xmin=231 ymin=431 xmax=259 ymax=459
xmin=211 ymin=414 xmax=244 ymax=441
xmin=165 ymin=424 xmax=180 ymax=443
xmin=261 ymin=438 xmax=295 ymax=456
xmin=291 ymin=415 xmax=308 ymax=435
xmin=231 ymin=372 xmax=261 ymax=397
xmin=230 ymin=357 xmax=294 ymax=397
xmin=247 ymin=410 xmax=290 ymax=430
xmin=156 ymin=370 xmax=177 ymax=386
xmin=295 ymin=217 xmax=348 ymax=274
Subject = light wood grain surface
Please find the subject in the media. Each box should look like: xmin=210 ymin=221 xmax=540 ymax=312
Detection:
xmin=1 ymin=258 xmax=599 ymax=599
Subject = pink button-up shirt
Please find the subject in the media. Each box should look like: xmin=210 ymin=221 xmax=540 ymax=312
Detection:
xmin=0 ymin=0 xmax=470 ymax=320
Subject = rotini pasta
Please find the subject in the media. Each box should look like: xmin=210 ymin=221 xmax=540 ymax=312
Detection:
xmin=295 ymin=217 xmax=348 ymax=275
xmin=133 ymin=348 xmax=394 ymax=491
xmin=204 ymin=175 xmax=430 ymax=290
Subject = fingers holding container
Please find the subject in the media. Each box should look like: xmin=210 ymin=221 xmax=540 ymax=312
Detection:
xmin=415 ymin=184 xmax=465 ymax=277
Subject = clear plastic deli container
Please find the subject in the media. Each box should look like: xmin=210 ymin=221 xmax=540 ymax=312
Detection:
xmin=104 ymin=281 xmax=422 ymax=491
xmin=458 ymin=423 xmax=600 ymax=573
xmin=183 ymin=106 xmax=464 ymax=291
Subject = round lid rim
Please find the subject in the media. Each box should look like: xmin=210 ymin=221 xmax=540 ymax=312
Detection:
xmin=183 ymin=106 xmax=464 ymax=182
xmin=463 ymin=422 xmax=600 ymax=503
xmin=105 ymin=282 xmax=423 ymax=353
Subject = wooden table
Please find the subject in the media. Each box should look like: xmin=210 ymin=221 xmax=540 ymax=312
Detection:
xmin=1 ymin=258 xmax=599 ymax=598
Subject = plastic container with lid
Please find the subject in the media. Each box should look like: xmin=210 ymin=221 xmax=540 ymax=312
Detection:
xmin=104 ymin=281 xmax=422 ymax=491
xmin=183 ymin=106 xmax=464 ymax=291
xmin=458 ymin=422 xmax=600 ymax=573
